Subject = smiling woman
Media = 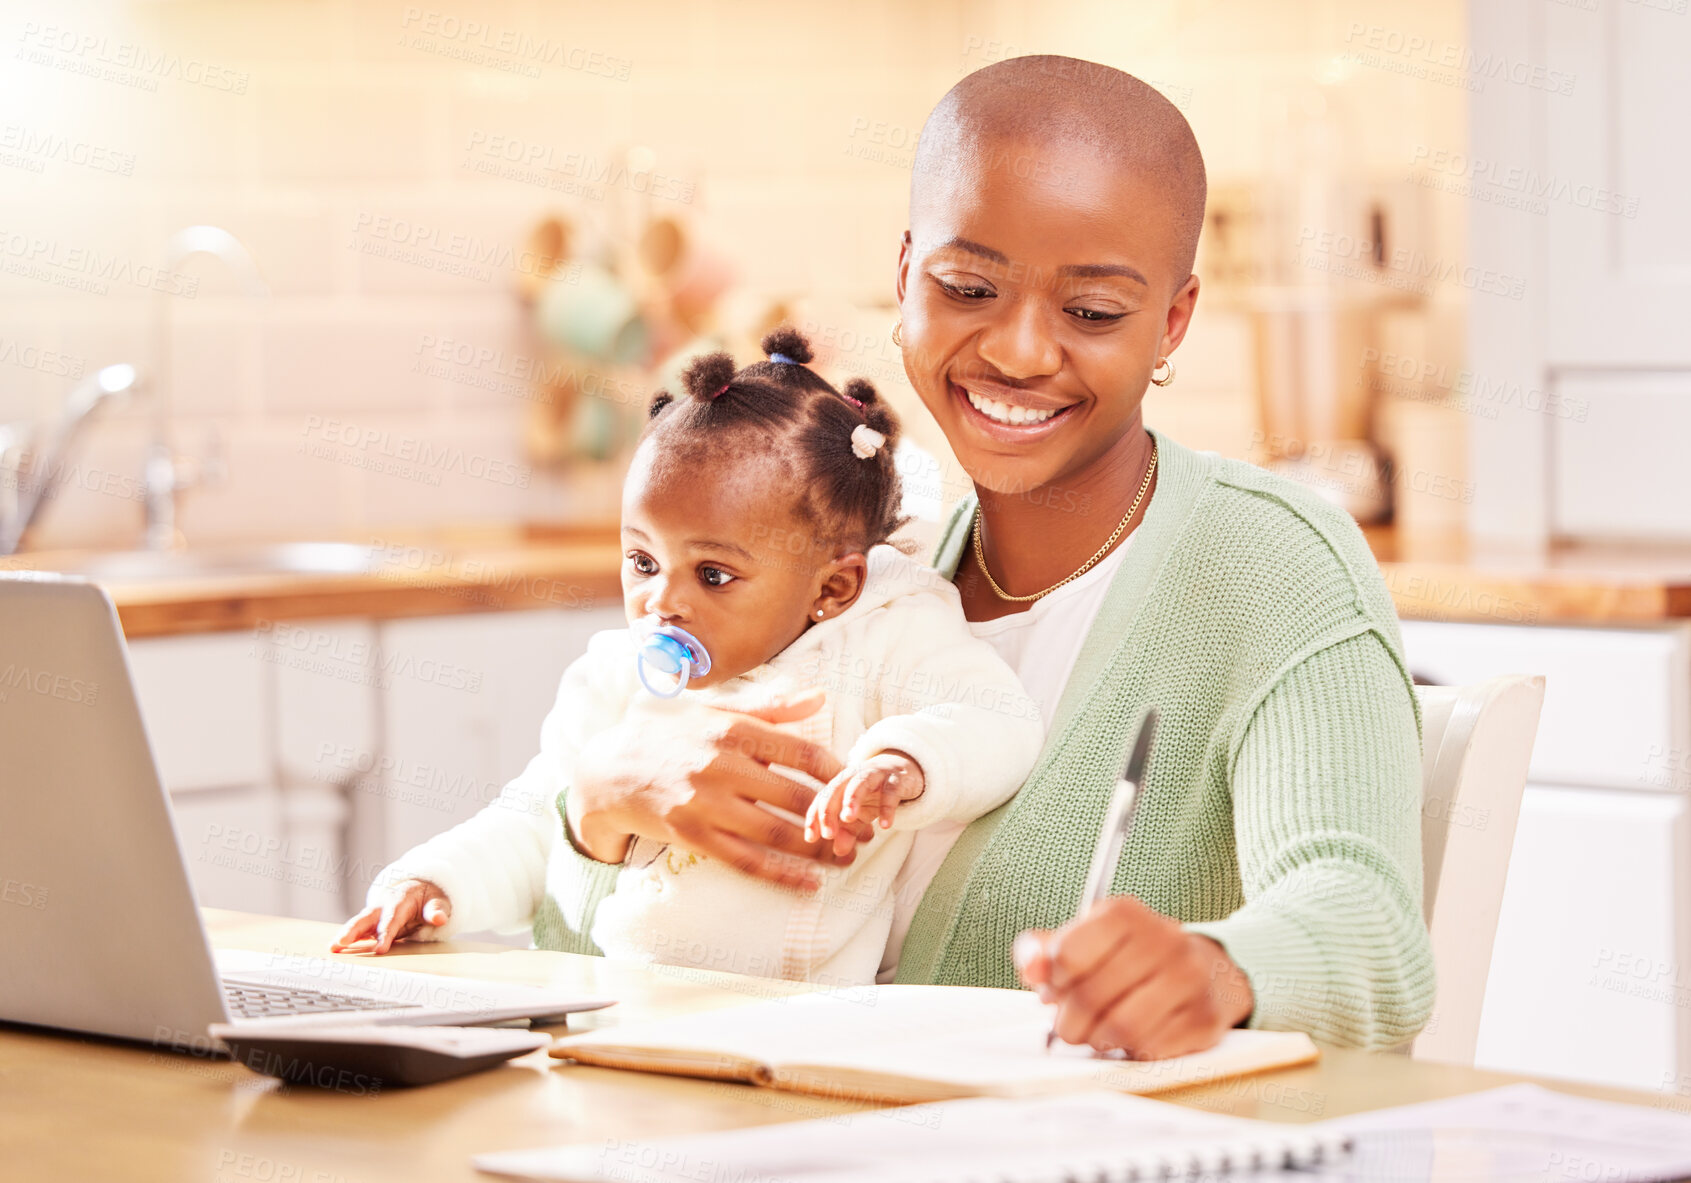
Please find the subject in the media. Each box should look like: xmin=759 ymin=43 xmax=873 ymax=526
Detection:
xmin=878 ymin=58 xmax=1432 ymax=1057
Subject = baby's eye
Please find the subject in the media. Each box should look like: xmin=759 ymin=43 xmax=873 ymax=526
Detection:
xmin=699 ymin=566 xmax=737 ymax=588
xmin=627 ymin=552 xmax=657 ymax=576
xmin=1065 ymin=306 xmax=1126 ymax=323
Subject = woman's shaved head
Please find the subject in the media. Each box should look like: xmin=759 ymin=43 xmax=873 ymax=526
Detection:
xmin=912 ymin=56 xmax=1207 ymax=279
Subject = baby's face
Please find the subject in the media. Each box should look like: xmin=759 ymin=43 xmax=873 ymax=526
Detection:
xmin=619 ymin=445 xmax=841 ymax=690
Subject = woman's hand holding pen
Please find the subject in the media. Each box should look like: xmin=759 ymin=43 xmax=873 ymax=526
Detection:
xmin=1013 ymin=896 xmax=1255 ymax=1060
xmin=566 ymin=687 xmax=877 ymax=893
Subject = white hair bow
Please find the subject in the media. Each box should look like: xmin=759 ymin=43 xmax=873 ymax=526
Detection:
xmin=850 ymin=424 xmax=886 ymax=460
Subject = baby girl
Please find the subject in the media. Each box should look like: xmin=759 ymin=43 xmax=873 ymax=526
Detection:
xmin=334 ymin=329 xmax=1042 ymax=986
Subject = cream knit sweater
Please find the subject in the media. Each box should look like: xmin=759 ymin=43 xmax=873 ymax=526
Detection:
xmin=369 ymin=545 xmax=1043 ymax=986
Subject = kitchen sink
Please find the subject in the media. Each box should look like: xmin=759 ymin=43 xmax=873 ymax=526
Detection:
xmin=38 ymin=542 xmax=388 ymax=583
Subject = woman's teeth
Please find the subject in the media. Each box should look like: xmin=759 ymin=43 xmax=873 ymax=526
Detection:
xmin=966 ymin=390 xmax=1058 ymax=426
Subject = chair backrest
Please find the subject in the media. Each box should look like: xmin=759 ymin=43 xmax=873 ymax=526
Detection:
xmin=1410 ymin=674 xmax=1545 ymax=1066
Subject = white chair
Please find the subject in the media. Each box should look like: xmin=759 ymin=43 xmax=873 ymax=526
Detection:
xmin=1410 ymin=675 xmax=1546 ymax=1065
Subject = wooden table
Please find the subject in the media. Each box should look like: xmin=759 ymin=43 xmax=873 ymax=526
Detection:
xmin=1 ymin=910 xmax=1675 ymax=1182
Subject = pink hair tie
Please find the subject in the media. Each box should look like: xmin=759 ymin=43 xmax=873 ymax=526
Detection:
xmin=838 ymin=389 xmax=864 ymax=409
xmin=711 ymin=382 xmax=731 ymax=399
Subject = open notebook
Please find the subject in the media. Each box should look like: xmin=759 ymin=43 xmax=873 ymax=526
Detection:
xmin=474 ymin=1090 xmax=1351 ymax=1182
xmin=548 ymin=984 xmax=1320 ymax=1105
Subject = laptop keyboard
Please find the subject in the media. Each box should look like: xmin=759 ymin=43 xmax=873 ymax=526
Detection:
xmin=221 ymin=979 xmax=421 ymax=1019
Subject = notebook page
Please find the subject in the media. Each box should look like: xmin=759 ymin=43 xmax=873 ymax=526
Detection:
xmin=553 ymin=984 xmax=1317 ymax=1097
xmin=475 ymin=1090 xmax=1349 ymax=1182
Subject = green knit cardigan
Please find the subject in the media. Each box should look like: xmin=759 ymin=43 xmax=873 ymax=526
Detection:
xmin=538 ymin=431 xmax=1435 ymax=1050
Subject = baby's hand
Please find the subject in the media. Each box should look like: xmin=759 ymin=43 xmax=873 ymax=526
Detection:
xmin=804 ymin=751 xmax=926 ymax=859
xmin=331 ymin=878 xmax=450 ymax=955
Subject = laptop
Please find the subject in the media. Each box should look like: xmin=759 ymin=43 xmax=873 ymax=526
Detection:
xmin=0 ymin=574 xmax=612 ymax=1055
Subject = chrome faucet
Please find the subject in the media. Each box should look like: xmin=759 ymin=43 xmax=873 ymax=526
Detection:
xmin=0 ymin=226 xmax=265 ymax=556
xmin=145 ymin=225 xmax=266 ymax=550
xmin=0 ymin=364 xmax=141 ymax=555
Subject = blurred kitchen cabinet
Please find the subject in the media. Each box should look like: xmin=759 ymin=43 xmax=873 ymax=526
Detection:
xmin=1401 ymin=619 xmax=1691 ymax=1090
xmin=269 ymin=620 xmax=378 ymax=922
xmin=1543 ymin=2 xmax=1691 ymax=368
xmin=353 ymin=607 xmax=624 ymax=909
xmin=1474 ymin=784 xmax=1689 ymax=1091
xmin=1550 ymin=373 xmax=1691 ymax=540
xmin=128 ymin=608 xmax=620 ymax=926
xmin=1468 ymin=1 xmax=1691 ymax=542
xmin=127 ymin=633 xmax=283 ymax=916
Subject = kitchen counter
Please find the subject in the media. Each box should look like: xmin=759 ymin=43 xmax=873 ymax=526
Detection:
xmin=0 ymin=524 xmax=625 ymax=639
xmin=1366 ymin=526 xmax=1691 ymax=626
xmin=5 ymin=523 xmax=1691 ymax=636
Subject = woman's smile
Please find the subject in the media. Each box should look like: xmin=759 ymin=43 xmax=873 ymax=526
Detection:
xmin=949 ymin=378 xmax=1080 ymax=440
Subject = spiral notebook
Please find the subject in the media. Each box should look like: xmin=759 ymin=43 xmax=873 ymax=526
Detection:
xmin=544 ymin=985 xmax=1320 ymax=1105
xmin=473 ymin=1090 xmax=1351 ymax=1181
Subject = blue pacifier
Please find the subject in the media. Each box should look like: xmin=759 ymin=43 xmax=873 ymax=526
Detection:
xmin=635 ymin=621 xmax=712 ymax=698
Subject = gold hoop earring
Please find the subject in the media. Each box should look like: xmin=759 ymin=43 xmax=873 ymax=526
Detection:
xmin=1150 ymin=356 xmax=1175 ymax=387
xmin=891 ymin=322 xmax=904 ymax=347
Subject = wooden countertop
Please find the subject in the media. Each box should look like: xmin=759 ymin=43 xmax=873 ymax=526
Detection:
xmin=1366 ymin=527 xmax=1691 ymax=626
xmin=6 ymin=522 xmax=1691 ymax=636
xmin=0 ymin=524 xmax=626 ymax=639
xmin=0 ymin=908 xmax=1671 ymax=1183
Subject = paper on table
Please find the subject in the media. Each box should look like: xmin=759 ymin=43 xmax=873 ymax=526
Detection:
xmin=1306 ymin=1083 xmax=1691 ymax=1182
xmin=550 ymin=985 xmax=1319 ymax=1100
xmin=474 ymin=1090 xmax=1349 ymax=1182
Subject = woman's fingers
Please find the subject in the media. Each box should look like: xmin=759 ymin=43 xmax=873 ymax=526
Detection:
xmin=1013 ymin=930 xmax=1055 ymax=994
xmin=719 ymin=749 xmax=824 ymax=820
xmin=1046 ymin=896 xmax=1169 ymax=991
xmin=422 ymin=895 xmax=451 ymax=927
xmin=686 ymin=825 xmax=822 ymax=892
xmin=713 ymin=687 xmax=827 ymax=725
xmin=1048 ymin=937 xmax=1165 ymax=1049
xmin=718 ymin=715 xmax=845 ymax=786
xmin=1035 ymin=901 xmax=1253 ymax=1058
xmin=709 ymin=792 xmax=828 ymax=860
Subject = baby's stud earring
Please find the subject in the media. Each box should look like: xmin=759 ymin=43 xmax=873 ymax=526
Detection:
xmin=815 ymin=609 xmax=825 ymax=619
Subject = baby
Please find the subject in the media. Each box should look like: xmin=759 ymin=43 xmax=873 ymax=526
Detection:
xmin=334 ymin=329 xmax=1043 ymax=986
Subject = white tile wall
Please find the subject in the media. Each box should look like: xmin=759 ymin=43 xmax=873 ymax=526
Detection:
xmin=0 ymin=0 xmax=1466 ymax=549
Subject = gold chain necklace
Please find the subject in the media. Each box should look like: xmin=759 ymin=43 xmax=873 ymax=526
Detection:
xmin=971 ymin=441 xmax=1158 ymax=603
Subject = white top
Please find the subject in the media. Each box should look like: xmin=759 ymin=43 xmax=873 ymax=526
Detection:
xmin=877 ymin=537 xmax=1134 ymax=981
xmin=374 ymin=545 xmax=1044 ymax=987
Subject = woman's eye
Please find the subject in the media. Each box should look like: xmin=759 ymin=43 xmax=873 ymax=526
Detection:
xmin=938 ymin=279 xmax=995 ymax=300
xmin=627 ymin=553 xmax=657 ymax=575
xmin=699 ymin=566 xmax=737 ymax=588
xmin=1066 ymin=307 xmax=1126 ymax=323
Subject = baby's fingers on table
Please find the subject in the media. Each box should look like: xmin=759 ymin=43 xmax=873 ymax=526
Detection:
xmin=374 ymin=896 xmax=419 ymax=955
xmin=330 ymin=904 xmax=382 ymax=952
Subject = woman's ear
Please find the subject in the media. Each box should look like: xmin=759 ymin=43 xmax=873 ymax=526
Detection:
xmin=811 ymin=552 xmax=869 ymax=622
xmin=1159 ymin=272 xmax=1201 ymax=358
xmin=896 ymin=231 xmax=913 ymax=303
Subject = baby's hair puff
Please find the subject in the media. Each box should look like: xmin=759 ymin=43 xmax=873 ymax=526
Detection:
xmin=642 ymin=327 xmax=908 ymax=553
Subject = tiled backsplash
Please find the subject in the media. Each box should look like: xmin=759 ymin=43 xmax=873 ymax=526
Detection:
xmin=0 ymin=0 xmax=1467 ymax=550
